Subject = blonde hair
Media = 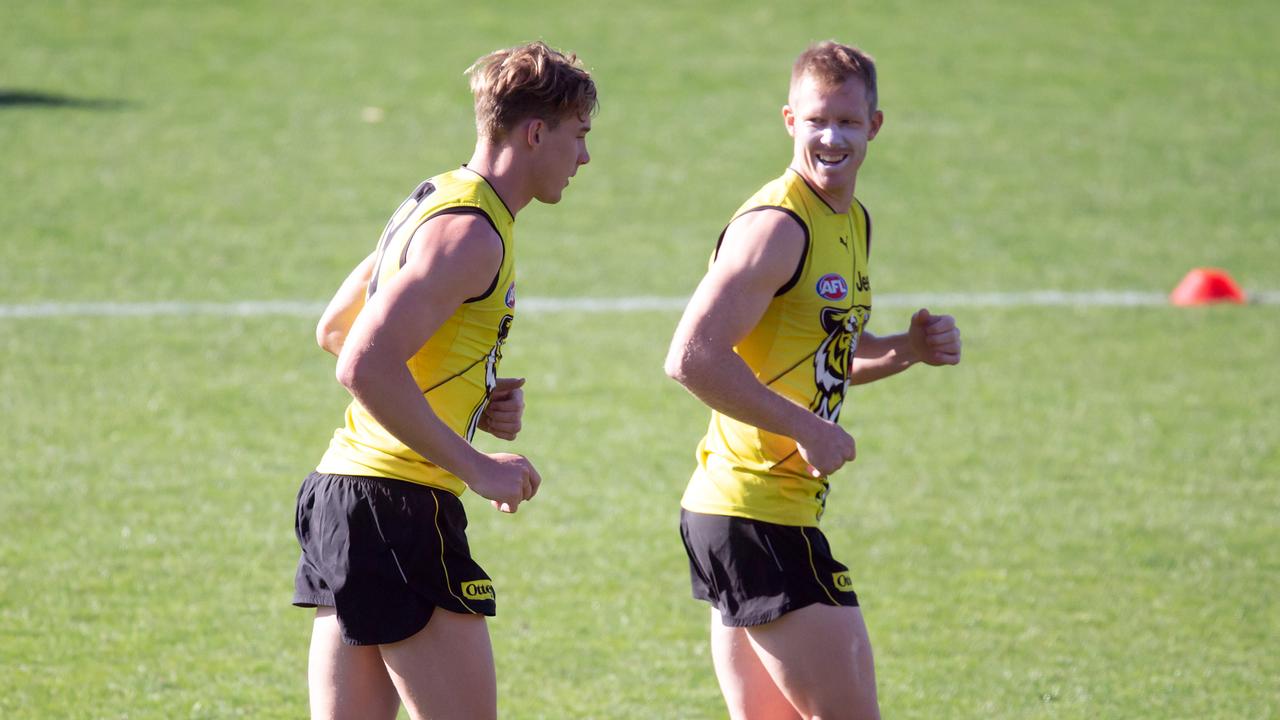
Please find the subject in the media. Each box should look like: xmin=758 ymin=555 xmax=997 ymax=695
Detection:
xmin=790 ymin=41 xmax=878 ymax=114
xmin=466 ymin=41 xmax=598 ymax=140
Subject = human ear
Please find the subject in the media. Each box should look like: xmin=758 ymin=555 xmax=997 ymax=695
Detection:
xmin=867 ymin=109 xmax=884 ymax=141
xmin=525 ymin=118 xmax=545 ymax=148
xmin=782 ymin=105 xmax=795 ymax=137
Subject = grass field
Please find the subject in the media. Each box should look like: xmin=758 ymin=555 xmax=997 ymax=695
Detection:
xmin=3 ymin=1 xmax=1278 ymax=718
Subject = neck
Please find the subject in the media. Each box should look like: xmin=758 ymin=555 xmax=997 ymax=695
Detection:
xmin=790 ymin=165 xmax=856 ymax=214
xmin=466 ymin=140 xmax=533 ymax=216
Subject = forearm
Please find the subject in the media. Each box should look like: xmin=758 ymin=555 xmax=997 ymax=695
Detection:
xmin=849 ymin=332 xmax=919 ymax=385
xmin=667 ymin=344 xmax=818 ymax=440
xmin=318 ymin=311 xmax=360 ymax=356
xmin=339 ymin=355 xmax=488 ymax=481
xmin=317 ymin=253 xmax=376 ymax=356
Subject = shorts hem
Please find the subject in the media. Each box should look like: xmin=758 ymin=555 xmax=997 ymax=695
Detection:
xmin=292 ymin=592 xmax=333 ymax=608
xmin=340 ymin=612 xmax=433 ymax=647
xmin=701 ymin=597 xmax=852 ymax=627
xmin=719 ymin=602 xmax=807 ymax=627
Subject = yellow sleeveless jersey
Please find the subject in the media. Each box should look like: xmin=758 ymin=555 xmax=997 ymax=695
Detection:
xmin=681 ymin=168 xmax=872 ymax=526
xmin=317 ymin=167 xmax=517 ymax=495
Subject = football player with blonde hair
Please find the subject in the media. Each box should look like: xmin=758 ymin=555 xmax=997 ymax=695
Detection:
xmin=294 ymin=41 xmax=595 ymax=720
xmin=666 ymin=41 xmax=961 ymax=719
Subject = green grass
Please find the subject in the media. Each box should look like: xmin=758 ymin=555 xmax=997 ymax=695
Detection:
xmin=3 ymin=1 xmax=1278 ymax=718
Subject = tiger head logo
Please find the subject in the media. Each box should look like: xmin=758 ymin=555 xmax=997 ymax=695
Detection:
xmin=465 ymin=314 xmax=514 ymax=442
xmin=809 ymin=306 xmax=861 ymax=421
xmin=483 ymin=314 xmax=514 ymax=393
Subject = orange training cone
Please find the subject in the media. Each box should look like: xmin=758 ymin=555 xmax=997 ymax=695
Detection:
xmin=1169 ymin=268 xmax=1247 ymax=306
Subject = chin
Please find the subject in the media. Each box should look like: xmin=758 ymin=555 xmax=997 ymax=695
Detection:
xmin=815 ymin=165 xmax=856 ymax=185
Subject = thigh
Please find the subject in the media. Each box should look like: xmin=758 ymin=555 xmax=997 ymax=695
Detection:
xmin=308 ymin=607 xmax=400 ymax=720
xmin=745 ymin=604 xmax=880 ymax=720
xmin=711 ymin=609 xmax=801 ymax=720
xmin=379 ymin=609 xmax=497 ymax=720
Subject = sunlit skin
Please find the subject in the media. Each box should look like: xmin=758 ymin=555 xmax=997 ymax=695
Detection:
xmin=465 ymin=112 xmax=592 ymax=215
xmin=531 ymin=114 xmax=591 ymax=204
xmin=666 ymin=51 xmax=960 ymax=720
xmin=783 ymin=73 xmax=883 ymax=213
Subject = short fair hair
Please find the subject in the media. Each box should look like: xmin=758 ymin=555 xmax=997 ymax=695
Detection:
xmin=790 ymin=41 xmax=878 ymax=115
xmin=465 ymin=41 xmax=598 ymax=141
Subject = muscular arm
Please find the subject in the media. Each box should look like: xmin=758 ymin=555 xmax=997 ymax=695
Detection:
xmin=664 ymin=210 xmax=855 ymax=476
xmin=320 ymin=247 xmax=527 ymax=440
xmin=316 ymin=251 xmax=376 ymax=356
xmin=336 ymin=214 xmax=538 ymax=510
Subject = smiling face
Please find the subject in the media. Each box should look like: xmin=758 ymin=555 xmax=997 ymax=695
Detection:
xmin=783 ymin=73 xmax=883 ymax=210
xmin=530 ymin=113 xmax=592 ymax=204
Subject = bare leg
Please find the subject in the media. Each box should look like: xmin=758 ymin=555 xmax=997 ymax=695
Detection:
xmin=379 ymin=609 xmax=497 ymax=720
xmin=711 ymin=608 xmax=802 ymax=720
xmin=308 ymin=607 xmax=400 ymax=720
xmin=745 ymin=604 xmax=880 ymax=720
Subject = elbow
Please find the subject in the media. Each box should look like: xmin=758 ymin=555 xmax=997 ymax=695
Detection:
xmin=317 ymin=328 xmax=345 ymax=356
xmin=334 ymin=349 xmax=367 ymax=393
xmin=663 ymin=347 xmax=685 ymax=384
xmin=663 ymin=343 xmax=698 ymax=386
xmin=663 ymin=358 xmax=682 ymax=384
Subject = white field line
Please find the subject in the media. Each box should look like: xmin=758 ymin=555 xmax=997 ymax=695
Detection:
xmin=0 ymin=291 xmax=1278 ymax=318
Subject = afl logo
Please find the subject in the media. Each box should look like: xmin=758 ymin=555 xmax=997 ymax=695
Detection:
xmin=504 ymin=282 xmax=516 ymax=309
xmin=816 ymin=274 xmax=848 ymax=300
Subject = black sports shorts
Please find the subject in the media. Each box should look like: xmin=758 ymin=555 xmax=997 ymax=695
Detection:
xmin=680 ymin=509 xmax=859 ymax=627
xmin=293 ymin=472 xmax=496 ymax=645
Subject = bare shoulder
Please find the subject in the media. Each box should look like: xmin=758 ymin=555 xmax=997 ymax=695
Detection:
xmin=715 ymin=208 xmax=807 ymax=287
xmin=725 ymin=207 xmax=807 ymax=245
xmin=406 ymin=210 xmax=503 ymax=271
